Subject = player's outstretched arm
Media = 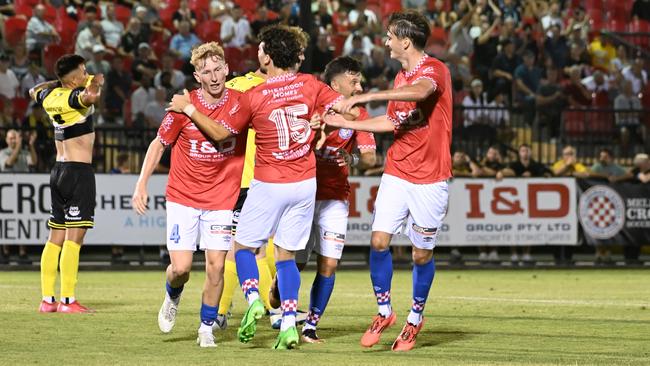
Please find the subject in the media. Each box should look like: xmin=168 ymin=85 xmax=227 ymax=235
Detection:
xmin=166 ymin=89 xmax=232 ymax=142
xmin=334 ymin=79 xmax=436 ymax=115
xmin=28 ymin=80 xmax=60 ymax=101
xmin=324 ymin=113 xmax=394 ymax=133
xmin=132 ymin=138 xmax=166 ymax=215
xmin=80 ymin=74 xmax=104 ymax=106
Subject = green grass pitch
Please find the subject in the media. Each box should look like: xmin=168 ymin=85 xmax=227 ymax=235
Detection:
xmin=1 ymin=269 xmax=649 ymax=365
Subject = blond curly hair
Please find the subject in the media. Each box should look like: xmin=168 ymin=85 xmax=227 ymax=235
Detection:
xmin=190 ymin=42 xmax=225 ymax=70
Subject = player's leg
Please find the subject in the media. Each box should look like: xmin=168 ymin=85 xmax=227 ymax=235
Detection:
xmin=273 ymin=177 xmax=316 ymax=350
xmin=391 ymin=180 xmax=448 ymax=352
xmin=233 ymin=180 xmax=280 ymax=343
xmin=158 ymin=201 xmax=199 ymax=333
xmin=57 ymin=163 xmax=95 ymax=313
xmin=40 ymin=163 xmax=66 ymax=312
xmin=302 ymin=200 xmax=347 ymax=343
xmin=255 ymin=245 xmax=273 ymax=311
xmin=361 ymin=175 xmax=409 ymax=347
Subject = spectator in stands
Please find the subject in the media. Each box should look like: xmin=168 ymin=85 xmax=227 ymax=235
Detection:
xmin=131 ymin=43 xmax=158 ymax=83
xmin=589 ymin=36 xmax=616 ymax=72
xmin=540 ymin=0 xmax=562 ymax=32
xmin=582 ymin=70 xmax=611 ymax=107
xmin=77 ymin=4 xmax=99 ymax=32
xmin=632 ymin=0 xmax=650 ymax=22
xmin=130 ymin=75 xmax=155 ymax=127
xmin=22 ymin=104 xmax=52 ymax=171
xmin=614 ymin=79 xmax=645 ymax=151
xmin=311 ymin=34 xmax=334 ymax=76
xmin=154 ymin=52 xmax=185 ymax=93
xmin=119 ymin=18 xmax=149 ymax=57
xmin=220 ymin=5 xmax=253 ymax=48
xmin=251 ymin=5 xmax=277 ymax=38
xmin=402 ymin=0 xmax=427 ymax=12
xmin=86 ymin=44 xmax=111 ymax=76
xmin=0 ymin=53 xmax=19 ymax=100
xmin=544 ymin=24 xmax=569 ymax=69
xmin=611 ymin=45 xmax=631 ymax=73
xmin=278 ymin=1 xmax=299 ymax=27
xmin=0 ymin=101 xmax=20 ymax=130
xmin=20 ymin=63 xmax=46 ymax=98
xmin=104 ymin=55 xmax=132 ymax=124
xmin=344 ymin=33 xmax=371 ymax=66
xmin=564 ymin=43 xmax=591 ymax=76
xmin=515 ymin=50 xmax=542 ymax=123
xmin=135 ymin=0 xmax=166 ymax=38
xmin=173 ymin=0 xmax=197 ymax=31
xmin=564 ymin=65 xmax=592 ymax=107
xmin=25 ymin=4 xmax=59 ymax=53
xmin=75 ymin=20 xmax=105 ymax=60
xmin=449 ymin=0 xmax=475 ymax=57
xmin=630 ymin=153 xmax=650 ymax=183
xmin=348 ymin=0 xmax=380 ymax=33
xmin=144 ymin=88 xmax=167 ymax=127
xmin=170 ymin=20 xmax=201 ymax=62
xmin=9 ymin=43 xmax=30 ymax=82
xmin=463 ymin=78 xmax=491 ymax=127
xmin=102 ymin=3 xmax=125 ymax=49
xmin=209 ymin=0 xmax=233 ymax=22
xmin=536 ymin=66 xmax=565 ymax=139
xmin=491 ymin=38 xmax=520 ymax=101
xmin=452 ymin=150 xmax=481 ymax=177
xmin=590 ymin=148 xmax=628 ymax=182
xmin=313 ymin=1 xmax=333 ymax=33
xmin=0 ymin=129 xmax=36 ymax=172
xmin=552 ymin=145 xmax=589 ymax=177
xmin=504 ymin=143 xmax=551 ymax=177
xmin=364 ymin=46 xmax=398 ymax=90
xmin=622 ymin=57 xmax=648 ymax=95
xmin=517 ymin=22 xmax=539 ymax=58
xmin=474 ymin=16 xmax=501 ymax=84
xmin=365 ymin=88 xmax=388 ymax=118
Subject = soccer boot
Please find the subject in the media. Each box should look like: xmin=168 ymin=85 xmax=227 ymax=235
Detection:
xmin=273 ymin=326 xmax=299 ymax=349
xmin=296 ymin=309 xmax=307 ymax=325
xmin=269 ymin=308 xmax=282 ymax=329
xmin=360 ymin=312 xmax=396 ymax=347
xmin=57 ymin=301 xmax=94 ymax=313
xmin=301 ymin=328 xmax=324 ymax=344
xmin=197 ymin=329 xmax=217 ymax=348
xmin=391 ymin=318 xmax=425 ymax=352
xmin=213 ymin=314 xmax=228 ymax=331
xmin=237 ymin=298 xmax=265 ymax=343
xmin=38 ymin=301 xmax=59 ymax=313
xmin=158 ymin=295 xmax=180 ymax=333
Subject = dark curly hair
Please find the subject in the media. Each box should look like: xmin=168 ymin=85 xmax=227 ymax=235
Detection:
xmin=323 ymin=56 xmax=362 ymax=85
xmin=258 ymin=25 xmax=302 ymax=70
xmin=388 ymin=10 xmax=430 ymax=50
xmin=55 ymin=54 xmax=86 ymax=80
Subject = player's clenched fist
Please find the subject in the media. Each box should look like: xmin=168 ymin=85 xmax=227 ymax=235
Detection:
xmin=132 ymin=184 xmax=149 ymax=215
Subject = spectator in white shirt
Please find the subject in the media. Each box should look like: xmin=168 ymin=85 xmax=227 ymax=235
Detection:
xmin=348 ymin=0 xmax=380 ymax=32
xmin=581 ymin=70 xmax=609 ymax=93
xmin=144 ymin=88 xmax=168 ymax=127
xmin=622 ymin=57 xmax=648 ymax=95
xmin=541 ymin=1 xmax=563 ymax=32
xmin=220 ymin=5 xmax=253 ymax=48
xmin=102 ymin=3 xmax=125 ymax=49
xmin=20 ymin=63 xmax=46 ymax=98
xmin=26 ymin=4 xmax=59 ymax=52
xmin=86 ymin=44 xmax=111 ymax=75
xmin=75 ymin=21 xmax=104 ymax=60
xmin=131 ymin=76 xmax=156 ymax=124
xmin=0 ymin=53 xmax=19 ymax=100
xmin=154 ymin=53 xmax=186 ymax=92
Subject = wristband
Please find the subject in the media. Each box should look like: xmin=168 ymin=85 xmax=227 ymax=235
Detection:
xmin=183 ymin=104 xmax=196 ymax=117
xmin=351 ymin=154 xmax=360 ymax=167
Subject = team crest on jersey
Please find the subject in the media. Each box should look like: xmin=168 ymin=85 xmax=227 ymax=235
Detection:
xmin=229 ymin=103 xmax=240 ymax=115
xmin=68 ymin=206 xmax=80 ymax=217
xmin=338 ymin=128 xmax=353 ymax=140
xmin=422 ymin=66 xmax=434 ymax=74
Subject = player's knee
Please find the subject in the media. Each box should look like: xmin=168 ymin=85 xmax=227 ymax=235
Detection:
xmin=206 ymin=260 xmax=225 ymax=279
xmin=412 ymin=248 xmax=433 ymax=265
xmin=370 ymin=235 xmax=390 ymax=251
xmin=170 ymin=263 xmax=192 ymax=279
xmin=318 ymin=261 xmax=338 ymax=277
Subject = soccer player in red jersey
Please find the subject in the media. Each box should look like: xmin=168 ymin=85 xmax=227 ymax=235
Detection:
xmin=327 ymin=10 xmax=453 ymax=351
xmin=294 ymin=56 xmax=377 ymax=344
xmin=131 ymin=42 xmax=249 ymax=347
xmin=166 ymin=25 xmax=352 ymax=349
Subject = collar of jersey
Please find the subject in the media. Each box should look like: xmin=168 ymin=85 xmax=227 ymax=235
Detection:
xmin=196 ymin=88 xmax=229 ymax=110
xmin=266 ymin=72 xmax=297 ymax=84
xmin=403 ymin=54 xmax=430 ymax=79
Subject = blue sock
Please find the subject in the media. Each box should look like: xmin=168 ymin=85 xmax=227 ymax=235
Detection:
xmin=235 ymin=249 xmax=260 ymax=303
xmin=276 ymin=259 xmax=300 ymax=329
xmin=200 ymin=303 xmax=218 ymax=326
xmin=306 ymin=273 xmax=335 ymax=328
xmin=409 ymin=258 xmax=435 ymax=325
xmin=166 ymin=282 xmax=184 ymax=300
xmin=369 ymin=248 xmax=393 ymax=315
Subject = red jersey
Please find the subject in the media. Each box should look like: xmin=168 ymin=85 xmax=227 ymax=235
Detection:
xmin=385 ymin=55 xmax=453 ymax=184
xmin=157 ymin=88 xmax=248 ymax=210
xmin=231 ymin=73 xmax=343 ymax=183
xmin=315 ymin=107 xmax=376 ymax=201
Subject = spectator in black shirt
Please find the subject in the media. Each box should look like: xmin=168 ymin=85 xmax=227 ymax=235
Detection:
xmin=491 ymin=38 xmax=520 ymax=100
xmin=251 ymin=5 xmax=277 ymax=38
xmin=544 ymin=24 xmax=569 ymax=69
xmin=104 ymin=55 xmax=132 ymax=124
xmin=504 ymin=144 xmax=551 ymax=177
xmin=119 ymin=18 xmax=149 ymax=57
xmin=172 ymin=0 xmax=197 ymax=31
xmin=310 ymin=33 xmax=334 ymax=75
xmin=131 ymin=43 xmax=158 ymax=83
xmin=314 ymin=2 xmax=333 ymax=33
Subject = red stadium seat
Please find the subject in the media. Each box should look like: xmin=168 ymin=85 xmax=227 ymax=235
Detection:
xmin=3 ymin=17 xmax=28 ymax=47
xmin=43 ymin=3 xmax=57 ymax=24
xmin=159 ymin=6 xmax=176 ymax=30
xmin=196 ymin=20 xmax=221 ymax=42
xmin=114 ymin=5 xmax=132 ymax=27
xmin=584 ymin=0 xmax=604 ymax=11
xmin=380 ymin=0 xmax=402 ymax=21
xmin=12 ymin=98 xmax=29 ymax=119
xmin=605 ymin=19 xmax=625 ymax=32
xmin=331 ymin=34 xmax=346 ymax=57
xmin=233 ymin=0 xmax=257 ymax=14
xmin=628 ymin=18 xmax=650 ymax=32
xmin=14 ymin=3 xmax=32 ymax=17
xmin=563 ymin=110 xmax=586 ymax=137
xmin=55 ymin=16 xmax=78 ymax=48
xmin=43 ymin=44 xmax=67 ymax=77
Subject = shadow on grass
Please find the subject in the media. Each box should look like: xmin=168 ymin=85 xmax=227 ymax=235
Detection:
xmin=162 ymin=334 xmax=196 ymax=343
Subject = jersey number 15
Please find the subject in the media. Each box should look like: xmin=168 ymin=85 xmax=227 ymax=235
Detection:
xmin=268 ymin=103 xmax=310 ymax=151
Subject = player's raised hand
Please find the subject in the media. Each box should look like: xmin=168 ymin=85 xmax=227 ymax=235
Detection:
xmin=323 ymin=112 xmax=348 ymax=129
xmin=132 ymin=184 xmax=149 ymax=215
xmin=309 ymin=113 xmax=322 ymax=129
xmin=332 ymin=94 xmax=365 ymax=115
xmin=336 ymin=149 xmax=352 ymax=167
xmin=166 ymin=89 xmax=192 ymax=113
xmin=90 ymin=74 xmax=105 ymax=87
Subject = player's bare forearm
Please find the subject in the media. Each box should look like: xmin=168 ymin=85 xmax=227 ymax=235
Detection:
xmin=29 ymin=80 xmax=59 ymax=101
xmin=189 ymin=109 xmax=232 ymax=141
xmin=367 ymin=80 xmax=435 ymax=103
xmin=81 ymin=74 xmax=104 ymax=106
xmin=358 ymin=149 xmax=377 ymax=170
xmin=137 ymin=138 xmax=166 ymax=187
xmin=325 ymin=114 xmax=394 ymax=133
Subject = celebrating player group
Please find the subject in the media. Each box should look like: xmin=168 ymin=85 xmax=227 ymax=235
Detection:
xmin=35 ymin=9 xmax=451 ymax=352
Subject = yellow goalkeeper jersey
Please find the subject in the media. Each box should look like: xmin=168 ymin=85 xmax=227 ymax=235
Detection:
xmin=226 ymin=71 xmax=266 ymax=188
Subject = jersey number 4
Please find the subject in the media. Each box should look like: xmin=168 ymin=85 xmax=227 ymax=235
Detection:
xmin=169 ymin=224 xmax=180 ymax=244
xmin=269 ymin=104 xmax=310 ymax=151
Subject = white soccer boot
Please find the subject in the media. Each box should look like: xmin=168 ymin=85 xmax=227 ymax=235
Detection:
xmin=197 ymin=329 xmax=217 ymax=347
xmin=158 ymin=294 xmax=180 ymax=333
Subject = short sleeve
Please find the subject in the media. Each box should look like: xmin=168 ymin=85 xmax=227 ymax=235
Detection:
xmin=157 ymin=112 xmax=185 ymax=146
xmin=354 ymin=108 xmax=376 ymax=150
xmin=385 ymin=100 xmax=400 ymax=128
xmin=36 ymin=88 xmax=50 ymax=104
xmin=68 ymin=87 xmax=87 ymax=109
xmin=314 ymin=79 xmax=343 ymax=115
xmin=413 ymin=63 xmax=439 ymax=93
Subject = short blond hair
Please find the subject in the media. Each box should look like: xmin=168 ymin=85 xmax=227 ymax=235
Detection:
xmin=190 ymin=42 xmax=225 ymax=70
xmin=288 ymin=26 xmax=310 ymax=50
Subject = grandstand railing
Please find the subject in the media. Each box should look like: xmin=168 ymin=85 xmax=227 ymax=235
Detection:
xmin=1 ymin=106 xmax=647 ymax=173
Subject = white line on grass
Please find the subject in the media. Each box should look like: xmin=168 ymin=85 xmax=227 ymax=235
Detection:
xmin=441 ymin=296 xmax=649 ymax=307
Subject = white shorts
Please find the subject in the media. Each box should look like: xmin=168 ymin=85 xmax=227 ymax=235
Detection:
xmin=235 ymin=178 xmax=316 ymax=251
xmin=372 ymin=174 xmax=449 ymax=250
xmin=296 ymin=200 xmax=348 ymax=264
xmin=166 ymin=201 xmax=234 ymax=251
